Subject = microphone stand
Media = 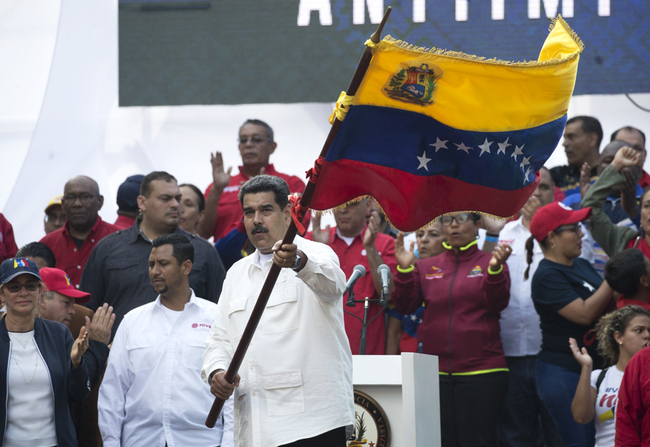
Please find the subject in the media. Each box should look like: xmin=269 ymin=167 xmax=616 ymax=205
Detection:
xmin=344 ymin=292 xmax=387 ymax=355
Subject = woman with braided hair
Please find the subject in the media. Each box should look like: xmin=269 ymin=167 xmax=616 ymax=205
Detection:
xmin=526 ymin=202 xmax=615 ymax=447
xmin=570 ymin=303 xmax=650 ymax=447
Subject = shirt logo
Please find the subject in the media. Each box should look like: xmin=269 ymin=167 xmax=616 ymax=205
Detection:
xmin=425 ymin=266 xmax=444 ymax=280
xmin=467 ymin=265 xmax=483 ymax=278
xmin=223 ymin=185 xmax=240 ymax=193
xmin=191 ymin=323 xmax=211 ymax=329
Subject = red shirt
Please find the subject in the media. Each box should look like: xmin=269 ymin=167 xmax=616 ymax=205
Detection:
xmin=616 ymin=296 xmax=650 ymax=312
xmin=204 ymin=164 xmax=307 ymax=240
xmin=40 ymin=217 xmax=118 ymax=288
xmin=306 ymin=226 xmax=396 ymax=355
xmin=615 ymin=346 xmax=650 ymax=447
xmin=0 ymin=213 xmax=18 ymax=263
xmin=113 ymin=214 xmax=135 ymax=230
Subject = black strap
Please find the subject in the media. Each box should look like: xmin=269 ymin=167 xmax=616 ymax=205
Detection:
xmin=596 ymin=367 xmax=609 ymax=394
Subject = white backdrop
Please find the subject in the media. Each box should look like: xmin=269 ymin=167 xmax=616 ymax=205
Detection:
xmin=1 ymin=0 xmax=649 ymax=247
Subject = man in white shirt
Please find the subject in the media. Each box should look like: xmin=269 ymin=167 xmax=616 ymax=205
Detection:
xmin=98 ymin=233 xmax=233 ymax=447
xmin=202 ymin=175 xmax=354 ymax=447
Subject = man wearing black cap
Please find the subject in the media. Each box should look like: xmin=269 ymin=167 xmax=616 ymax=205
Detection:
xmin=114 ymin=174 xmax=144 ymax=230
xmin=40 ymin=176 xmax=118 ymax=289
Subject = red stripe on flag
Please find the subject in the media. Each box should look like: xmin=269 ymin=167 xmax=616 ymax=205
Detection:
xmin=309 ymin=159 xmax=540 ymax=232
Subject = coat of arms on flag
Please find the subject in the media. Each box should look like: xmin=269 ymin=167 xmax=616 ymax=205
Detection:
xmin=309 ymin=16 xmax=584 ymax=232
xmin=383 ymin=62 xmax=443 ymax=106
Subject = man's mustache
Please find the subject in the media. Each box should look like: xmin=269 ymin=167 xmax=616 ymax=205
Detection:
xmin=252 ymin=225 xmax=269 ymax=234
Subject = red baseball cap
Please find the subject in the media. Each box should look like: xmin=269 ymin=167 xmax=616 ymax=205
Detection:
xmin=530 ymin=202 xmax=592 ymax=242
xmin=39 ymin=268 xmax=91 ymax=304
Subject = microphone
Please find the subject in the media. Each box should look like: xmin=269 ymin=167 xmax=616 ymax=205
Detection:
xmin=345 ymin=265 xmax=366 ymax=307
xmin=377 ymin=264 xmax=390 ymax=306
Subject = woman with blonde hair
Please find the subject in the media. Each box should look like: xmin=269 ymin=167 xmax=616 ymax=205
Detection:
xmin=0 ymin=257 xmax=90 ymax=447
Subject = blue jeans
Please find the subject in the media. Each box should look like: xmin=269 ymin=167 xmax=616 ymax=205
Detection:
xmin=498 ymin=356 xmax=564 ymax=447
xmin=536 ymin=358 xmax=595 ymax=447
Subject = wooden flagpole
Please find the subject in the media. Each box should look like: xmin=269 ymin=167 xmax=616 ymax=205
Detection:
xmin=205 ymin=6 xmax=392 ymax=428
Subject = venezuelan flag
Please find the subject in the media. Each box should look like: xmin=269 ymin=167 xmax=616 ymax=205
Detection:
xmin=310 ymin=17 xmax=583 ymax=232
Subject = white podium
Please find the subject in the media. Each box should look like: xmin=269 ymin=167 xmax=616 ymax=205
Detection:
xmin=352 ymin=353 xmax=441 ymax=447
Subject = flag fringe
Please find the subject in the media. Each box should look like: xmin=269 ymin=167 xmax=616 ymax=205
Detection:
xmin=382 ymin=15 xmax=582 ymax=68
xmin=312 ymin=196 xmax=514 ymax=234
xmin=549 ymin=15 xmax=585 ymax=52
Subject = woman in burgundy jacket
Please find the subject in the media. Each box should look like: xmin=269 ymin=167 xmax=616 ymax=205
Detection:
xmin=394 ymin=212 xmax=512 ymax=447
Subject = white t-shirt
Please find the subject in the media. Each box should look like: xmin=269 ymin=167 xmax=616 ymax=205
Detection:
xmin=591 ymin=366 xmax=624 ymax=447
xmin=5 ymin=331 xmax=56 ymax=447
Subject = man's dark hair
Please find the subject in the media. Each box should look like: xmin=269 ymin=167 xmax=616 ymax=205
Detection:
xmin=152 ymin=233 xmax=194 ymax=265
xmin=16 ymin=242 xmax=56 ymax=268
xmin=140 ymin=171 xmax=177 ymax=198
xmin=567 ymin=116 xmax=603 ymax=148
xmin=241 ymin=119 xmax=274 ymax=142
xmin=238 ymin=175 xmax=290 ymax=209
xmin=610 ymin=126 xmax=646 ymax=146
xmin=179 ymin=183 xmax=205 ymax=212
xmin=604 ymin=248 xmax=646 ymax=296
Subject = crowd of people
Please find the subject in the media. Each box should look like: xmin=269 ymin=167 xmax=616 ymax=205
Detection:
xmin=0 ymin=117 xmax=648 ymax=447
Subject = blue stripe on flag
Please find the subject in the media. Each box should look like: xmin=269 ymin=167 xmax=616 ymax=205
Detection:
xmin=327 ymin=105 xmax=565 ymax=191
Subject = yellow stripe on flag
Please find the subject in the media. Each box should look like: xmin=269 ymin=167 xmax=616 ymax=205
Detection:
xmin=354 ymin=16 xmax=583 ymax=132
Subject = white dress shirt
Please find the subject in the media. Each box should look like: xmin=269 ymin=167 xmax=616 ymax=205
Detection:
xmin=98 ymin=290 xmax=233 ymax=447
xmin=497 ymin=218 xmax=543 ymax=356
xmin=202 ymin=236 xmax=354 ymax=447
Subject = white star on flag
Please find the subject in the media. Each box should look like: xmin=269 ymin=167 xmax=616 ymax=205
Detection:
xmin=478 ymin=138 xmax=493 ymax=157
xmin=429 ymin=137 xmax=449 ymax=152
xmin=523 ymin=166 xmax=532 ymax=185
xmin=511 ymin=145 xmax=524 ymax=161
xmin=455 ymin=142 xmax=472 ymax=154
xmin=417 ymin=151 xmax=432 ymax=171
xmin=520 ymin=155 xmax=531 ymax=171
xmin=497 ymin=137 xmax=512 ymax=155
xmin=411 ymin=315 xmax=418 ymax=321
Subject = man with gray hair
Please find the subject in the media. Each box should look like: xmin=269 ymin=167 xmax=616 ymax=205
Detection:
xmin=203 ymin=175 xmax=354 ymax=447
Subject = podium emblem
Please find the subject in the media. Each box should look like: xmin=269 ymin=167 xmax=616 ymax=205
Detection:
xmin=349 ymin=390 xmax=391 ymax=447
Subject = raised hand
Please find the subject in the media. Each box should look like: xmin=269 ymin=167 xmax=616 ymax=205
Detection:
xmin=363 ymin=211 xmax=381 ymax=249
xmin=210 ymin=152 xmax=232 ymax=191
xmin=70 ymin=326 xmax=89 ymax=369
xmin=310 ymin=211 xmax=330 ymax=244
xmin=579 ymin=162 xmax=592 ymax=199
xmin=612 ymin=146 xmax=641 ymax=172
xmin=489 ymin=243 xmax=512 ymax=268
xmin=521 ymin=195 xmax=541 ymax=224
xmin=86 ymin=303 xmax=116 ymax=346
xmin=395 ymin=232 xmax=417 ymax=269
xmin=481 ymin=215 xmax=508 ymax=235
xmin=569 ymin=337 xmax=593 ymax=369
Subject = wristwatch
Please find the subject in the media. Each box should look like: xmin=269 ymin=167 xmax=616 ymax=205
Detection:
xmin=291 ymin=252 xmax=302 ymax=271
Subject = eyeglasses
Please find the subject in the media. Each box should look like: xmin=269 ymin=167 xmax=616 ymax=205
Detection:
xmin=238 ymin=135 xmax=271 ymax=145
xmin=4 ymin=282 xmax=40 ymax=293
xmin=63 ymin=193 xmax=97 ymax=204
xmin=440 ymin=213 xmax=474 ymax=226
xmin=554 ymin=223 xmax=581 ymax=235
